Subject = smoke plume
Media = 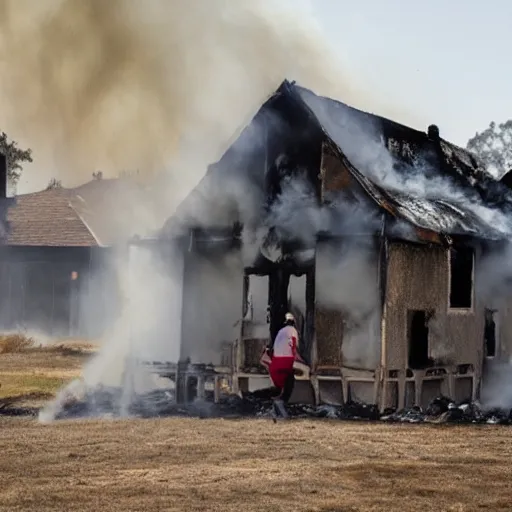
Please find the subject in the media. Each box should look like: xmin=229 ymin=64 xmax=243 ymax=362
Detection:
xmin=0 ymin=0 xmax=418 ymax=198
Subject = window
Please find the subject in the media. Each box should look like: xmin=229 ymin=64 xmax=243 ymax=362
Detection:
xmin=484 ymin=309 xmax=497 ymax=358
xmin=408 ymin=310 xmax=431 ymax=369
xmin=244 ymin=275 xmax=269 ymax=324
xmin=449 ymin=247 xmax=474 ymax=309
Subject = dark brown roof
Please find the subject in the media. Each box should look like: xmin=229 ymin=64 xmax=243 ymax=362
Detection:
xmin=165 ymin=80 xmax=512 ymax=241
xmin=0 ymin=178 xmax=152 ymax=247
xmin=1 ymin=188 xmax=99 ymax=247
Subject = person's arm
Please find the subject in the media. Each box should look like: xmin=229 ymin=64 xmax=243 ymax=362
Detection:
xmin=294 ymin=349 xmax=306 ymax=363
xmin=291 ymin=329 xmax=305 ymax=362
xmin=259 ymin=346 xmax=272 ymax=371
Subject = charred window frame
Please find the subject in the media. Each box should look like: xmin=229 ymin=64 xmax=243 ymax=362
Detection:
xmin=484 ymin=308 xmax=498 ymax=358
xmin=408 ymin=310 xmax=433 ymax=370
xmin=243 ymin=273 xmax=270 ymax=324
xmin=448 ymin=247 xmax=474 ymax=311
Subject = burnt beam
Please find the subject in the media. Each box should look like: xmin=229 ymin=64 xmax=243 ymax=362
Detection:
xmin=268 ymin=267 xmax=290 ymax=344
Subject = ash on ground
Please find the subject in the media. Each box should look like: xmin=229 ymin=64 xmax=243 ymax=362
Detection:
xmin=2 ymin=387 xmax=505 ymax=425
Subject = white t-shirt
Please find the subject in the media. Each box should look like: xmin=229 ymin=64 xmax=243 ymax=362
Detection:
xmin=273 ymin=325 xmax=299 ymax=358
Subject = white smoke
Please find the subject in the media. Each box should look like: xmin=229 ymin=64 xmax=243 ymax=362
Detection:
xmin=297 ymin=86 xmax=512 ymax=237
xmin=315 ymin=240 xmax=380 ymax=369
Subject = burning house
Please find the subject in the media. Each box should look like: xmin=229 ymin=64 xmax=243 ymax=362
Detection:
xmin=142 ymin=79 xmax=512 ymax=412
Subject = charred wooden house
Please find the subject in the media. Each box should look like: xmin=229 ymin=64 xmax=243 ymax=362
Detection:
xmin=152 ymin=79 xmax=512 ymax=411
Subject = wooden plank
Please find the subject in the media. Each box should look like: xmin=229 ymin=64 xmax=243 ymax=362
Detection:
xmin=315 ymin=307 xmax=343 ymax=367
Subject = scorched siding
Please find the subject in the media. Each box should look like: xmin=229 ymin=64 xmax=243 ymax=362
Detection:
xmin=385 ymin=242 xmax=483 ymax=372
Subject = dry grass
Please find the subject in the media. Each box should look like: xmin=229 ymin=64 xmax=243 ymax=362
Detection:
xmin=0 ymin=335 xmax=95 ymax=404
xmin=0 ymin=333 xmax=35 ymax=354
xmin=1 ymin=341 xmax=512 ymax=511
xmin=0 ymin=333 xmax=98 ymax=355
xmin=0 ymin=417 xmax=511 ymax=511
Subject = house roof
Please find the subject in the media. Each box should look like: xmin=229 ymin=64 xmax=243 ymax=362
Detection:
xmin=0 ymin=188 xmax=99 ymax=247
xmin=70 ymin=178 xmax=156 ymax=246
xmin=0 ymin=177 xmax=152 ymax=247
xmin=289 ymin=82 xmax=512 ymax=239
xmin=167 ymin=79 xmax=512 ymax=241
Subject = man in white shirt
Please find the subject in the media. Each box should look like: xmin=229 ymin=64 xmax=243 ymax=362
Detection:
xmin=260 ymin=312 xmax=304 ymax=420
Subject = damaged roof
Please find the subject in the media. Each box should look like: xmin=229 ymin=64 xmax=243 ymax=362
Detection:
xmin=287 ymin=81 xmax=512 ymax=239
xmin=168 ymin=79 xmax=512 ymax=241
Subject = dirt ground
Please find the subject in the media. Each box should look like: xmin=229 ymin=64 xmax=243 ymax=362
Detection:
xmin=1 ymin=417 xmax=512 ymax=512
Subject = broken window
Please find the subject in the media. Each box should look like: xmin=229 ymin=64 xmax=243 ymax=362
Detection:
xmin=408 ymin=310 xmax=431 ymax=369
xmin=484 ymin=309 xmax=497 ymax=358
xmin=288 ymin=275 xmax=306 ymax=348
xmin=245 ymin=275 xmax=269 ymax=324
xmin=449 ymin=247 xmax=474 ymax=309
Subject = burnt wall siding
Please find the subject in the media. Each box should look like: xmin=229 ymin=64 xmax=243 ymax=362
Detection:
xmin=320 ymin=142 xmax=356 ymax=202
xmin=180 ymin=249 xmax=243 ymax=365
xmin=498 ymin=300 xmax=512 ymax=360
xmin=315 ymin=239 xmax=380 ymax=370
xmin=385 ymin=243 xmax=484 ymax=371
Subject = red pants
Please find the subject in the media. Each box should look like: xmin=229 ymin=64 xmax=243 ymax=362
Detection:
xmin=269 ymin=355 xmax=295 ymax=398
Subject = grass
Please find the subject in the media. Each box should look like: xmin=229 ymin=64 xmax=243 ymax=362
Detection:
xmin=0 ymin=332 xmax=35 ymax=353
xmin=1 ymin=336 xmax=512 ymax=510
xmin=0 ymin=333 xmax=95 ymax=405
xmin=0 ymin=373 xmax=70 ymax=399
xmin=1 ymin=417 xmax=512 ymax=511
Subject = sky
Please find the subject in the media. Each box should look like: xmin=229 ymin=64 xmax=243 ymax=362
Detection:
xmin=313 ymin=0 xmax=512 ymax=146
xmin=5 ymin=0 xmax=512 ymax=193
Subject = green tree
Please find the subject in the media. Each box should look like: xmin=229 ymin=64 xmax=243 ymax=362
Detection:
xmin=466 ymin=120 xmax=512 ymax=178
xmin=0 ymin=131 xmax=33 ymax=185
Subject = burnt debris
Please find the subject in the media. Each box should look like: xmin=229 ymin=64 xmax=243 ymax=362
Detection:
xmin=8 ymin=388 xmax=510 ymax=425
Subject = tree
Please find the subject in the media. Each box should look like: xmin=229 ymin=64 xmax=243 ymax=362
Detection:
xmin=0 ymin=131 xmax=33 ymax=185
xmin=466 ymin=120 xmax=512 ymax=178
xmin=46 ymin=178 xmax=62 ymax=190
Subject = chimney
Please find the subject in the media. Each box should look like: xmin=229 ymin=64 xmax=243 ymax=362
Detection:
xmin=427 ymin=124 xmax=440 ymax=141
xmin=0 ymin=153 xmax=6 ymax=198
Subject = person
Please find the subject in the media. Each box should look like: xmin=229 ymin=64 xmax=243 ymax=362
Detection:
xmin=260 ymin=312 xmax=304 ymax=421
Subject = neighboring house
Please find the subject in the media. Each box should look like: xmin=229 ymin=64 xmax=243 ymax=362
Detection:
xmin=0 ymin=166 xmax=151 ymax=338
xmin=154 ymin=79 xmax=512 ymax=411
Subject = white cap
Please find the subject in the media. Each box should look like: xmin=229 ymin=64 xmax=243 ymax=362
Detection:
xmin=285 ymin=312 xmax=295 ymax=323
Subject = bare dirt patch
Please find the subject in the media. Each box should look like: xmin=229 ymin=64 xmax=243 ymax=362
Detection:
xmin=0 ymin=417 xmax=511 ymax=511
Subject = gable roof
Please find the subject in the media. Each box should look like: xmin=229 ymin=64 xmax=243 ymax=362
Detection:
xmin=287 ymin=81 xmax=512 ymax=239
xmin=70 ymin=178 xmax=155 ymax=246
xmin=167 ymin=79 xmax=512 ymax=241
xmin=0 ymin=178 xmax=152 ymax=247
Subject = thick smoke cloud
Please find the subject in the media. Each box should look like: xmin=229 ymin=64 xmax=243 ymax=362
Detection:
xmin=0 ymin=0 xmax=417 ymax=199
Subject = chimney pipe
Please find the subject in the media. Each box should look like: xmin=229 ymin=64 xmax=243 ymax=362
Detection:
xmin=0 ymin=153 xmax=6 ymax=199
xmin=427 ymin=124 xmax=440 ymax=141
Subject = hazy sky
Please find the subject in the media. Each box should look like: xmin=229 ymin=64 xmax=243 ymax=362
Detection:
xmin=7 ymin=0 xmax=511 ymax=193
xmin=312 ymin=0 xmax=511 ymax=146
